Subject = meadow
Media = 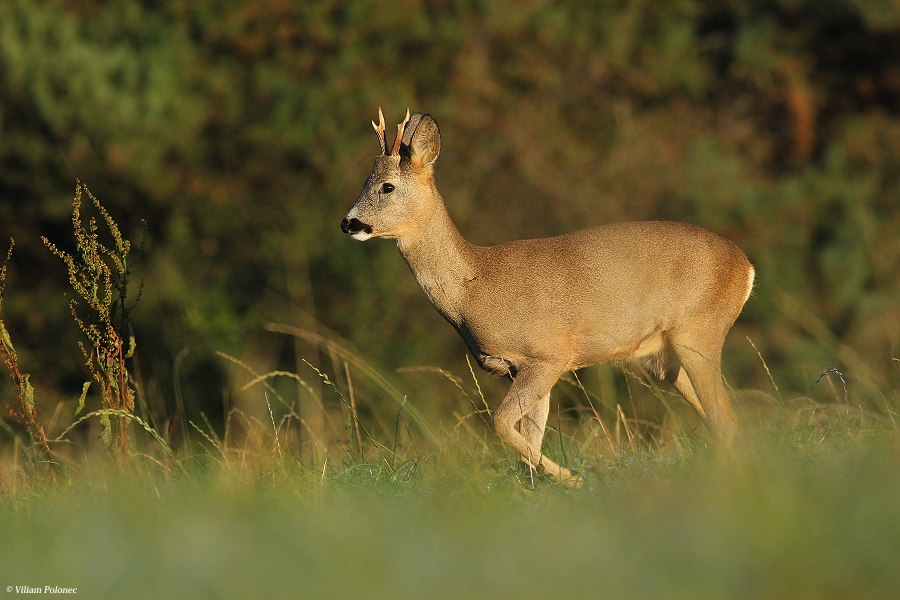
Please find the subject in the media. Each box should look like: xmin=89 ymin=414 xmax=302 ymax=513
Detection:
xmin=2 ymin=409 xmax=899 ymax=599
xmin=1 ymin=315 xmax=899 ymax=599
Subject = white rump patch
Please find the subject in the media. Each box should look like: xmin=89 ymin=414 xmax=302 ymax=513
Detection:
xmin=743 ymin=264 xmax=756 ymax=304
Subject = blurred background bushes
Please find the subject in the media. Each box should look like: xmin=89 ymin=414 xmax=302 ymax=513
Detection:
xmin=0 ymin=0 xmax=898 ymax=437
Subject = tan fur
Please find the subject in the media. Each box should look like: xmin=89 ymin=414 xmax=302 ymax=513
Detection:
xmin=341 ymin=110 xmax=754 ymax=488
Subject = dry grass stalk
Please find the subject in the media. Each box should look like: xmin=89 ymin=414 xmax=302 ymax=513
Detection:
xmin=747 ymin=336 xmax=782 ymax=403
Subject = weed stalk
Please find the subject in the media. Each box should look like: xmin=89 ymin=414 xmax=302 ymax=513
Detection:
xmin=42 ymin=183 xmax=144 ymax=457
xmin=0 ymin=240 xmax=57 ymax=478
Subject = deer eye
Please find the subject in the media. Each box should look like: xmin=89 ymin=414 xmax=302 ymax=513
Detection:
xmin=380 ymin=183 xmax=395 ymax=194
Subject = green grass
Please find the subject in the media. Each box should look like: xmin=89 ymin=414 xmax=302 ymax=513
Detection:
xmin=1 ymin=410 xmax=899 ymax=600
xmin=1 ymin=319 xmax=898 ymax=599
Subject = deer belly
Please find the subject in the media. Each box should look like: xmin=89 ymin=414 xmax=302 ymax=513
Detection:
xmin=569 ymin=324 xmax=668 ymax=369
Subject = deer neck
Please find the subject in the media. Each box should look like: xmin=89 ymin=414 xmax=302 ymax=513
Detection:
xmin=396 ymin=195 xmax=475 ymax=325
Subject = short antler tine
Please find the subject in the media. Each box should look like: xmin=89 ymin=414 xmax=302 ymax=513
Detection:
xmin=371 ymin=106 xmax=387 ymax=155
xmin=390 ymin=108 xmax=411 ymax=156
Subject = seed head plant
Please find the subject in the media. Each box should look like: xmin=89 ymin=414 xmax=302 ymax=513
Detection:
xmin=0 ymin=239 xmax=56 ymax=476
xmin=43 ymin=183 xmax=145 ymax=456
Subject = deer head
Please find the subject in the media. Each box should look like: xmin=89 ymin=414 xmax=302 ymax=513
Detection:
xmin=341 ymin=108 xmax=441 ymax=241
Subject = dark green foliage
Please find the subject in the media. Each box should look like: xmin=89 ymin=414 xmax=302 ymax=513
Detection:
xmin=0 ymin=0 xmax=898 ymax=429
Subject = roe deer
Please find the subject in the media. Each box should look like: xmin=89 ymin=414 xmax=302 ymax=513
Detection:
xmin=341 ymin=109 xmax=754 ymax=488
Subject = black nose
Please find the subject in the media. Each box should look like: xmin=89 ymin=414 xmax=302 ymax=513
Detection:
xmin=340 ymin=217 xmax=372 ymax=235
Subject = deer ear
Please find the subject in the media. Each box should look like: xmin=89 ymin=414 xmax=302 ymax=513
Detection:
xmin=406 ymin=114 xmax=441 ymax=169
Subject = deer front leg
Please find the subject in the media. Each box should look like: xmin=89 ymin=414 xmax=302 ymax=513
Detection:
xmin=493 ymin=365 xmax=582 ymax=489
xmin=518 ymin=392 xmax=550 ymax=466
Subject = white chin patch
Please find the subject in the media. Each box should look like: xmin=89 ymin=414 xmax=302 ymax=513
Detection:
xmin=350 ymin=231 xmax=373 ymax=241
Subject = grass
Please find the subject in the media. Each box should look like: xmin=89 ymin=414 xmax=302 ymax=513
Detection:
xmin=1 ymin=396 xmax=899 ymax=599
xmin=2 ymin=318 xmax=899 ymax=599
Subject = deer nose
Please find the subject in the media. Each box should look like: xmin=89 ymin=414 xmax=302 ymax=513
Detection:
xmin=340 ymin=217 xmax=372 ymax=235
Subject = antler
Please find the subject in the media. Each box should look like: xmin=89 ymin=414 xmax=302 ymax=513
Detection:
xmin=372 ymin=107 xmax=387 ymax=155
xmin=372 ymin=108 xmax=411 ymax=156
xmin=390 ymin=108 xmax=411 ymax=156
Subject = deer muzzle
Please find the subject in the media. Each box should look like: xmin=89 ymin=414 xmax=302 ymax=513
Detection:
xmin=340 ymin=217 xmax=373 ymax=237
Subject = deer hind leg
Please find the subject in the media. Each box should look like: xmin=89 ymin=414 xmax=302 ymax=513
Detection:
xmin=668 ymin=335 xmax=736 ymax=447
xmin=494 ymin=365 xmax=581 ymax=488
xmin=664 ymin=358 xmax=707 ymax=421
xmin=641 ymin=340 xmax=708 ymax=423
